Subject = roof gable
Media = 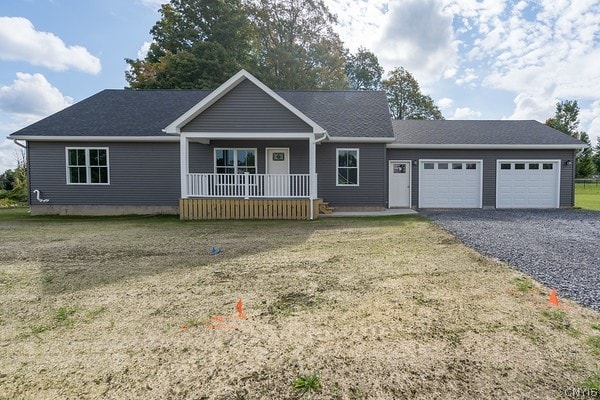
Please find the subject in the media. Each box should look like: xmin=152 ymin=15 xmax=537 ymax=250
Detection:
xmin=181 ymin=78 xmax=313 ymax=133
xmin=165 ymin=70 xmax=325 ymax=134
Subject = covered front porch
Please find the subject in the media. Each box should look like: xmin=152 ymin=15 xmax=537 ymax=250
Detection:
xmin=178 ymin=132 xmax=323 ymax=220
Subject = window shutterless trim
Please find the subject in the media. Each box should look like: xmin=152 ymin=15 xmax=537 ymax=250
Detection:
xmin=213 ymin=148 xmax=258 ymax=174
xmin=336 ymin=148 xmax=360 ymax=187
xmin=65 ymin=147 xmax=110 ymax=185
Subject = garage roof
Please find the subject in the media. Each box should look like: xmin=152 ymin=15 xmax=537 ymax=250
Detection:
xmin=391 ymin=120 xmax=587 ymax=149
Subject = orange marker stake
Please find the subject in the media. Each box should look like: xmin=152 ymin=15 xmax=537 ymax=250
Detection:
xmin=237 ymin=298 xmax=247 ymax=319
xmin=549 ymin=289 xmax=559 ymax=306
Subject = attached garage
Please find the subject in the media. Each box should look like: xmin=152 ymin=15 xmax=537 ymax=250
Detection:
xmin=419 ymin=160 xmax=482 ymax=208
xmin=496 ymin=160 xmax=560 ymax=208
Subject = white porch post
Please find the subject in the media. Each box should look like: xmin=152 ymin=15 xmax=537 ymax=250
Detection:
xmin=309 ymin=136 xmax=317 ymax=220
xmin=180 ymin=133 xmax=189 ymax=198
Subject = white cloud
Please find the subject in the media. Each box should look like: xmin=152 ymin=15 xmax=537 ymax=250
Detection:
xmin=437 ymin=97 xmax=454 ymax=110
xmin=455 ymin=68 xmax=478 ymax=86
xmin=0 ymin=17 xmax=101 ymax=74
xmin=0 ymin=138 xmax=24 ymax=175
xmin=452 ymin=107 xmax=482 ymax=119
xmin=0 ymin=73 xmax=73 ymax=172
xmin=505 ymin=92 xmax=557 ymax=122
xmin=137 ymin=41 xmax=153 ymax=59
xmin=325 ymin=0 xmax=457 ymax=83
xmin=0 ymin=73 xmax=73 ymax=117
xmin=375 ymin=0 xmax=457 ymax=83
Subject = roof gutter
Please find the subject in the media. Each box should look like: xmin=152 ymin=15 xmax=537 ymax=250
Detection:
xmin=327 ymin=136 xmax=395 ymax=143
xmin=386 ymin=143 xmax=589 ymax=150
xmin=7 ymin=135 xmax=180 ymax=142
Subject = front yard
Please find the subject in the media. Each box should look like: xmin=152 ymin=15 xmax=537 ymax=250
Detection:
xmin=1 ymin=210 xmax=599 ymax=399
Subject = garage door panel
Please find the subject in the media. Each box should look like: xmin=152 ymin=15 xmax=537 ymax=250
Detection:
xmin=419 ymin=161 xmax=482 ymax=208
xmin=496 ymin=161 xmax=559 ymax=208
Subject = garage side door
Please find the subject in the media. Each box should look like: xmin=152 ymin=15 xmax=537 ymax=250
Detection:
xmin=419 ymin=161 xmax=482 ymax=208
xmin=496 ymin=161 xmax=560 ymax=208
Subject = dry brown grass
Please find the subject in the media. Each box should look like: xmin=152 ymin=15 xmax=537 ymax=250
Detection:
xmin=0 ymin=211 xmax=599 ymax=399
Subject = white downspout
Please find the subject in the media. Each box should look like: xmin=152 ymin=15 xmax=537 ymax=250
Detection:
xmin=32 ymin=189 xmax=49 ymax=203
xmin=11 ymin=139 xmax=27 ymax=149
xmin=179 ymin=132 xmax=189 ymax=199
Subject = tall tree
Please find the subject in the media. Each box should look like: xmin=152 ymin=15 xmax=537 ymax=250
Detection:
xmin=125 ymin=0 xmax=253 ymax=89
xmin=545 ymin=100 xmax=580 ymax=137
xmin=577 ymin=132 xmax=596 ymax=178
xmin=545 ymin=100 xmax=596 ymax=178
xmin=383 ymin=67 xmax=443 ymax=120
xmin=246 ymin=0 xmax=348 ymax=89
xmin=593 ymin=138 xmax=600 ymax=174
xmin=345 ymin=47 xmax=384 ymax=90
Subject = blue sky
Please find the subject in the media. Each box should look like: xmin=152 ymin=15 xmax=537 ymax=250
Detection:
xmin=1 ymin=0 xmax=599 ymax=172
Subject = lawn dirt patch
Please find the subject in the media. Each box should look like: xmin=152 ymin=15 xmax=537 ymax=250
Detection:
xmin=1 ymin=212 xmax=600 ymax=399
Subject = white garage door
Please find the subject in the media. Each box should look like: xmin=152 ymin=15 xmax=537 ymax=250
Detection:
xmin=496 ymin=160 xmax=560 ymax=208
xmin=419 ymin=160 xmax=482 ymax=208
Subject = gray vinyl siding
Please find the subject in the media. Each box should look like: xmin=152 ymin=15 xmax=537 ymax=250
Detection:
xmin=386 ymin=149 xmax=575 ymax=208
xmin=28 ymin=141 xmax=180 ymax=206
xmin=182 ymin=79 xmax=312 ymax=133
xmin=317 ymin=143 xmax=386 ymax=207
xmin=189 ymin=140 xmax=309 ymax=174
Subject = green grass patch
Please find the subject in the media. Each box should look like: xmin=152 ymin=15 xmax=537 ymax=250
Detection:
xmin=292 ymin=372 xmax=321 ymax=398
xmin=55 ymin=306 xmax=77 ymax=323
xmin=583 ymin=373 xmax=600 ymax=392
xmin=588 ymin=335 xmax=600 ymax=356
xmin=575 ymin=183 xmax=600 ymax=210
xmin=513 ymin=276 xmax=534 ymax=292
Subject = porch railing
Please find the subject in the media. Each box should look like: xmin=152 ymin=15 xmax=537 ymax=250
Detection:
xmin=187 ymin=173 xmax=313 ymax=199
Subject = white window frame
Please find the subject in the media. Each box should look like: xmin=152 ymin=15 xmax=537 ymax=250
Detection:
xmin=65 ymin=147 xmax=110 ymax=185
xmin=213 ymin=148 xmax=258 ymax=174
xmin=336 ymin=148 xmax=360 ymax=186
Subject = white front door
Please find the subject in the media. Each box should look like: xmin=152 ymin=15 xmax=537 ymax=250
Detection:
xmin=266 ymin=148 xmax=290 ymax=175
xmin=388 ymin=160 xmax=411 ymax=207
xmin=266 ymin=148 xmax=290 ymax=197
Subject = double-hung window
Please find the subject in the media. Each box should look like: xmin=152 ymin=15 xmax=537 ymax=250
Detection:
xmin=337 ymin=148 xmax=359 ymax=186
xmin=215 ymin=149 xmax=256 ymax=174
xmin=66 ymin=148 xmax=109 ymax=184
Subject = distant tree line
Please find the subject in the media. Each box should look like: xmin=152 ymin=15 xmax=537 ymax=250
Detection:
xmin=125 ymin=0 xmax=443 ymax=120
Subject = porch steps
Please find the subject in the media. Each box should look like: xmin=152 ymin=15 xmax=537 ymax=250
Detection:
xmin=318 ymin=201 xmax=335 ymax=215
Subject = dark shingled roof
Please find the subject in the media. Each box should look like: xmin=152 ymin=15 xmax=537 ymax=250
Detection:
xmin=392 ymin=120 xmax=586 ymax=146
xmin=9 ymin=88 xmax=394 ymax=139
xmin=279 ymin=90 xmax=393 ymax=138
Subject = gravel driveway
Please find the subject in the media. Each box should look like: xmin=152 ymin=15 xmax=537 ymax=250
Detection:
xmin=423 ymin=209 xmax=600 ymax=311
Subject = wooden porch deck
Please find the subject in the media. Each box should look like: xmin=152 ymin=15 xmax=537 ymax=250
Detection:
xmin=179 ymin=198 xmax=322 ymax=220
